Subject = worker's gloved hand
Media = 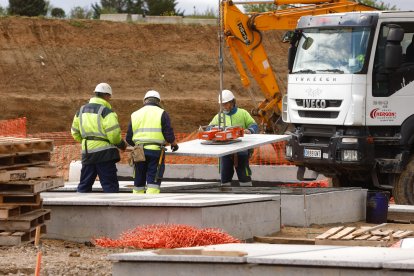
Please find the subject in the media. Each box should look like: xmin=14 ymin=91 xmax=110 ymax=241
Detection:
xmin=171 ymin=144 xmax=179 ymax=152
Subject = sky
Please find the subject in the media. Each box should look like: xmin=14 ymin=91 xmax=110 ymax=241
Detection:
xmin=0 ymin=0 xmax=411 ymax=15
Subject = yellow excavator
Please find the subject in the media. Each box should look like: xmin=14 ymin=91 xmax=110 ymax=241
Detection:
xmin=221 ymin=0 xmax=376 ymax=133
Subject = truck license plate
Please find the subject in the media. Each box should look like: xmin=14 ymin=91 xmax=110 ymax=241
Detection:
xmin=304 ymin=148 xmax=321 ymax=159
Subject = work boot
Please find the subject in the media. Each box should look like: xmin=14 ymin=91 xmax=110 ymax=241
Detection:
xmin=132 ymin=188 xmax=145 ymax=194
xmin=239 ymin=181 xmax=253 ymax=187
xmin=146 ymin=187 xmax=160 ymax=194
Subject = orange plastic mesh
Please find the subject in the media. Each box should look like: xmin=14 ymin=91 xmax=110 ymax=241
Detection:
xmin=94 ymin=224 xmax=240 ymax=249
xmin=0 ymin=117 xmax=27 ymax=137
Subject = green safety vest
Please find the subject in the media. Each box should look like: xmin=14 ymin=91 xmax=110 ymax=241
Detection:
xmin=71 ymin=97 xmax=122 ymax=154
xmin=131 ymin=105 xmax=166 ymax=150
xmin=209 ymin=108 xmax=256 ymax=129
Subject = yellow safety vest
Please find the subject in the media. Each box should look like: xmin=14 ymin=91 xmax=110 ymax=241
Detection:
xmin=131 ymin=105 xmax=166 ymax=150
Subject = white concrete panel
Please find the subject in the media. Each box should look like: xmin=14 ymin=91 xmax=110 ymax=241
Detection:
xmin=167 ymin=134 xmax=290 ymax=157
xmin=384 ymin=258 xmax=414 ymax=270
xmin=41 ymin=192 xmax=279 ymax=207
xmin=281 ymin=189 xmax=367 ymax=226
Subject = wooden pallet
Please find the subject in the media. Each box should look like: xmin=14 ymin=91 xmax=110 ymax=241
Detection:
xmin=0 ymin=224 xmax=46 ymax=246
xmin=0 ymin=165 xmax=57 ymax=183
xmin=0 ymin=137 xmax=53 ymax=156
xmin=0 ymin=152 xmax=51 ymax=170
xmin=315 ymin=224 xmax=414 ymax=247
xmin=0 ymin=177 xmax=64 ymax=194
xmin=0 ymin=203 xmax=43 ymax=219
xmin=0 ymin=209 xmax=50 ymax=231
xmin=0 ymin=193 xmax=41 ymax=206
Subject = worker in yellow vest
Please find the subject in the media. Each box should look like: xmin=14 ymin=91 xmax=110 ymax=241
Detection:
xmin=208 ymin=89 xmax=258 ymax=187
xmin=71 ymin=83 xmax=127 ymax=192
xmin=126 ymin=90 xmax=179 ymax=194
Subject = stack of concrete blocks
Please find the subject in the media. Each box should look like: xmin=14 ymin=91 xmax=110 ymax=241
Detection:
xmin=100 ymin=14 xmax=216 ymax=25
xmin=0 ymin=137 xmax=64 ymax=246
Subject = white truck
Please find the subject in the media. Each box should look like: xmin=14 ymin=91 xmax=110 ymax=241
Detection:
xmin=283 ymin=11 xmax=414 ymax=204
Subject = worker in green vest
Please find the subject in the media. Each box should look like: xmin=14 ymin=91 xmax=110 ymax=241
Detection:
xmin=126 ymin=90 xmax=179 ymax=194
xmin=71 ymin=83 xmax=127 ymax=192
xmin=208 ymin=89 xmax=258 ymax=187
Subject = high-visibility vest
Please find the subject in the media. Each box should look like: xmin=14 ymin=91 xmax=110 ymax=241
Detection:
xmin=209 ymin=108 xmax=256 ymax=129
xmin=131 ymin=105 xmax=166 ymax=150
xmin=71 ymin=97 xmax=122 ymax=154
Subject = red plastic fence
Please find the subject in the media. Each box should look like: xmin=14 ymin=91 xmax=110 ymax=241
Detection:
xmin=0 ymin=117 xmax=27 ymax=137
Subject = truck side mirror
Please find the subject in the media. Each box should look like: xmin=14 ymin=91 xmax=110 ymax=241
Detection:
xmin=385 ymin=25 xmax=404 ymax=69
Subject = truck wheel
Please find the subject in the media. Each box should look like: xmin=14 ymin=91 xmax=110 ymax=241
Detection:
xmin=393 ymin=157 xmax=414 ymax=205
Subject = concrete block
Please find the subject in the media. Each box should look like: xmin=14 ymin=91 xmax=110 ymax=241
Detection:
xmin=100 ymin=14 xmax=131 ymax=22
xmin=182 ymin=18 xmax=217 ymax=25
xmin=43 ymin=193 xmax=280 ymax=242
xmin=281 ymin=189 xmax=367 ymax=226
xmin=145 ymin=16 xmax=183 ymax=24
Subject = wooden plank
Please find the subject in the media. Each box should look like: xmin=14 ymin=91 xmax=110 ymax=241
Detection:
xmin=253 ymin=236 xmax=315 ymax=245
xmin=0 ymin=193 xmax=41 ymax=206
xmin=0 ymin=209 xmax=50 ymax=231
xmin=0 ymin=224 xmax=46 ymax=246
xmin=351 ymin=224 xmax=388 ymax=238
xmin=0 ymin=205 xmax=20 ymax=219
xmin=0 ymin=138 xmax=53 ymax=156
xmin=0 ymin=177 xmax=64 ymax=194
xmin=328 ymin=227 xmax=356 ymax=240
xmin=0 ymin=152 xmax=50 ymax=171
xmin=371 ymin=229 xmax=394 ymax=236
xmin=367 ymin=236 xmax=382 ymax=241
xmin=315 ymin=226 xmax=344 ymax=240
xmin=0 ymin=166 xmax=57 ymax=183
xmin=393 ymin=230 xmax=414 ymax=239
xmin=354 ymin=234 xmax=372 ymax=240
xmin=315 ymin=239 xmax=388 ymax=247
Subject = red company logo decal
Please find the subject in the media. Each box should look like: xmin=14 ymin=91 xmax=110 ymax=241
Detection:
xmin=370 ymin=108 xmax=397 ymax=119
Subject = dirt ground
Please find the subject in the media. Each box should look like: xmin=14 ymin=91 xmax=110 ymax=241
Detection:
xmin=0 ymin=17 xmax=289 ymax=134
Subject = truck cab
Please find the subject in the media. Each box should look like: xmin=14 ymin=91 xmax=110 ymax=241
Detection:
xmin=283 ymin=11 xmax=414 ymax=204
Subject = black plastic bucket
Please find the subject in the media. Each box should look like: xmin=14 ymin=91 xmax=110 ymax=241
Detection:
xmin=366 ymin=191 xmax=390 ymax=224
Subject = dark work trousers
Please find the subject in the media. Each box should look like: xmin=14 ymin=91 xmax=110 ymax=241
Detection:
xmin=134 ymin=149 xmax=165 ymax=188
xmin=220 ymin=151 xmax=252 ymax=184
xmin=78 ymin=160 xmax=119 ymax=193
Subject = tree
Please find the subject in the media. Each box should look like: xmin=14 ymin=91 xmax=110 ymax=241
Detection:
xmin=144 ymin=0 xmax=180 ymax=16
xmin=358 ymin=0 xmax=396 ymax=10
xmin=8 ymin=0 xmax=47 ymax=16
xmin=70 ymin=6 xmax=93 ymax=19
xmin=243 ymin=4 xmax=277 ymax=13
xmin=51 ymin=7 xmax=65 ymax=18
xmin=92 ymin=0 xmax=144 ymax=19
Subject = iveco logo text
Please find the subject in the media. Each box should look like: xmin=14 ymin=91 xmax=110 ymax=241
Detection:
xmin=237 ymin=22 xmax=250 ymax=45
xmin=370 ymin=108 xmax=396 ymax=119
xmin=295 ymin=77 xmax=337 ymax=82
xmin=303 ymin=99 xmax=326 ymax=108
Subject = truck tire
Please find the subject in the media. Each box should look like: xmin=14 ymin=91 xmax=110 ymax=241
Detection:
xmin=393 ymin=157 xmax=414 ymax=205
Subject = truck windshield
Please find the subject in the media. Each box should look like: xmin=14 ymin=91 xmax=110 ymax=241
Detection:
xmin=292 ymin=27 xmax=371 ymax=74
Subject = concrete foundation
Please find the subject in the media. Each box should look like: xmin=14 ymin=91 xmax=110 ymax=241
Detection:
xmin=68 ymin=161 xmax=324 ymax=183
xmin=109 ymin=243 xmax=414 ymax=275
xmin=42 ymin=193 xmax=280 ymax=242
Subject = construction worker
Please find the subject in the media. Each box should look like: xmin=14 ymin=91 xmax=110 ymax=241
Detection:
xmin=126 ymin=90 xmax=179 ymax=194
xmin=208 ymin=89 xmax=259 ymax=187
xmin=71 ymin=83 xmax=127 ymax=193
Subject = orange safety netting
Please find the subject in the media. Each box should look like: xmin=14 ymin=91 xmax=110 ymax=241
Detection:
xmin=94 ymin=224 xmax=240 ymax=249
xmin=0 ymin=117 xmax=27 ymax=137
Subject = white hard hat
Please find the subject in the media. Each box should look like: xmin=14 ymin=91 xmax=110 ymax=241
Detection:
xmin=219 ymin=89 xmax=235 ymax=103
xmin=94 ymin=83 xmax=112 ymax=95
xmin=144 ymin=90 xmax=161 ymax=100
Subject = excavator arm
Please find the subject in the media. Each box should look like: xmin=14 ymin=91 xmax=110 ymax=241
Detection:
xmin=222 ymin=0 xmax=376 ymax=133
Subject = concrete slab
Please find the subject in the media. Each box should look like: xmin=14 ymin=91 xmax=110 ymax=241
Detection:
xmin=384 ymin=258 xmax=414 ymax=270
xmin=55 ymin=181 xmax=220 ymax=192
xmin=42 ymin=193 xmax=280 ymax=242
xmin=109 ymin=243 xmax=414 ymax=276
xmin=161 ymin=186 xmax=367 ymax=227
xmin=167 ymin=134 xmax=290 ymax=157
xmin=69 ymin=161 xmax=323 ymax=183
